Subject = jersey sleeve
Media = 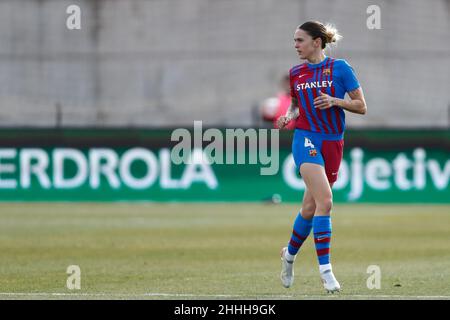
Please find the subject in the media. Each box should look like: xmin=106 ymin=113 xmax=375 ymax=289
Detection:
xmin=340 ymin=60 xmax=360 ymax=93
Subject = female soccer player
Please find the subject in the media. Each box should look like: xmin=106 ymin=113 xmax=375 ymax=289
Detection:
xmin=277 ymin=21 xmax=367 ymax=293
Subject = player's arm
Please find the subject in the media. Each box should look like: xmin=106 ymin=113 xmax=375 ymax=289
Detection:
xmin=277 ymin=96 xmax=299 ymax=129
xmin=334 ymin=87 xmax=367 ymax=115
xmin=314 ymin=88 xmax=367 ymax=115
xmin=285 ymin=96 xmax=300 ymax=121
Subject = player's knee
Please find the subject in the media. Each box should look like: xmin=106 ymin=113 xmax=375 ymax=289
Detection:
xmin=301 ymin=202 xmax=316 ymax=218
xmin=317 ymin=196 xmax=333 ymax=214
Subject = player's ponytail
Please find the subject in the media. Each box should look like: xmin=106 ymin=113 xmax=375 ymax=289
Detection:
xmin=324 ymin=23 xmax=342 ymax=46
xmin=298 ymin=21 xmax=342 ymax=49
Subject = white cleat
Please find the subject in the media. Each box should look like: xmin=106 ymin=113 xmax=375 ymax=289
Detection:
xmin=280 ymin=247 xmax=295 ymax=288
xmin=320 ymin=269 xmax=341 ymax=293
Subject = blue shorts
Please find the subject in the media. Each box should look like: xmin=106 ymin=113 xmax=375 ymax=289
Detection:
xmin=292 ymin=129 xmax=344 ymax=183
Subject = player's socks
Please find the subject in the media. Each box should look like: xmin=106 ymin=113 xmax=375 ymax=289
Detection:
xmin=313 ymin=215 xmax=341 ymax=292
xmin=313 ymin=215 xmax=332 ymax=267
xmin=286 ymin=212 xmax=313 ymax=259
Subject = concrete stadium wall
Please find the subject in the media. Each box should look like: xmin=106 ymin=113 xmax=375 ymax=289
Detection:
xmin=0 ymin=0 xmax=449 ymax=128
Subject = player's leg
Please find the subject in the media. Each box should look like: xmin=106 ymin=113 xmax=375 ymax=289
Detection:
xmin=284 ymin=188 xmax=315 ymax=258
xmin=300 ymin=162 xmax=340 ymax=292
xmin=301 ymin=188 xmax=316 ymax=219
xmin=304 ymin=139 xmax=344 ymax=292
xmin=300 ymin=163 xmax=332 ymax=216
xmin=280 ymin=130 xmax=319 ymax=288
xmin=280 ymin=188 xmax=316 ymax=288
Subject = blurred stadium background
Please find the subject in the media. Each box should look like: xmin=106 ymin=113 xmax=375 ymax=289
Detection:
xmin=1 ymin=0 xmax=449 ymax=128
xmin=0 ymin=0 xmax=448 ymax=299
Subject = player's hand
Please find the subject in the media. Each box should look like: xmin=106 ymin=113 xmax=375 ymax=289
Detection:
xmin=277 ymin=116 xmax=290 ymax=129
xmin=314 ymin=91 xmax=335 ymax=110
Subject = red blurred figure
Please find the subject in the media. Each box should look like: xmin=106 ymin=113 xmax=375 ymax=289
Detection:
xmin=261 ymin=75 xmax=296 ymax=129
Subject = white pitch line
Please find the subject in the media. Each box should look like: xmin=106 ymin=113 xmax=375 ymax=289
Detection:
xmin=0 ymin=292 xmax=449 ymax=299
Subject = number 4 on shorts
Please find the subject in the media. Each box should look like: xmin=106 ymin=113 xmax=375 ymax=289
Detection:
xmin=304 ymin=137 xmax=315 ymax=148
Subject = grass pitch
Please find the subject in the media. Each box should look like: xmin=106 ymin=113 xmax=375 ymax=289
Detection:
xmin=0 ymin=202 xmax=449 ymax=300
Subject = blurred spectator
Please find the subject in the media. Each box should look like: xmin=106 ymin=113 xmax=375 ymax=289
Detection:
xmin=260 ymin=75 xmax=296 ymax=129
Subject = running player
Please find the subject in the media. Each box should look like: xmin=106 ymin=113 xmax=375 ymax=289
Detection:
xmin=278 ymin=21 xmax=367 ymax=293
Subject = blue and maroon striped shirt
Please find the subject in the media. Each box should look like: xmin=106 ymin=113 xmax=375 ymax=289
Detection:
xmin=289 ymin=56 xmax=360 ymax=136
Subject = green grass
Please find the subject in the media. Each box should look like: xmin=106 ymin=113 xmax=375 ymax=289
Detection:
xmin=0 ymin=203 xmax=449 ymax=300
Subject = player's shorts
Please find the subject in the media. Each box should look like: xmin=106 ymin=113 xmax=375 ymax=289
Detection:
xmin=292 ymin=129 xmax=344 ymax=183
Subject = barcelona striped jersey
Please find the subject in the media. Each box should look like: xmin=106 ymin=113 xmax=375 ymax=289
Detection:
xmin=289 ymin=56 xmax=360 ymax=136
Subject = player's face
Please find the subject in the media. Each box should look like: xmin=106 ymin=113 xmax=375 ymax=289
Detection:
xmin=294 ymin=29 xmax=320 ymax=60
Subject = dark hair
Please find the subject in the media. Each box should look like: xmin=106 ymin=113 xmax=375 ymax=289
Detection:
xmin=298 ymin=21 xmax=341 ymax=49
